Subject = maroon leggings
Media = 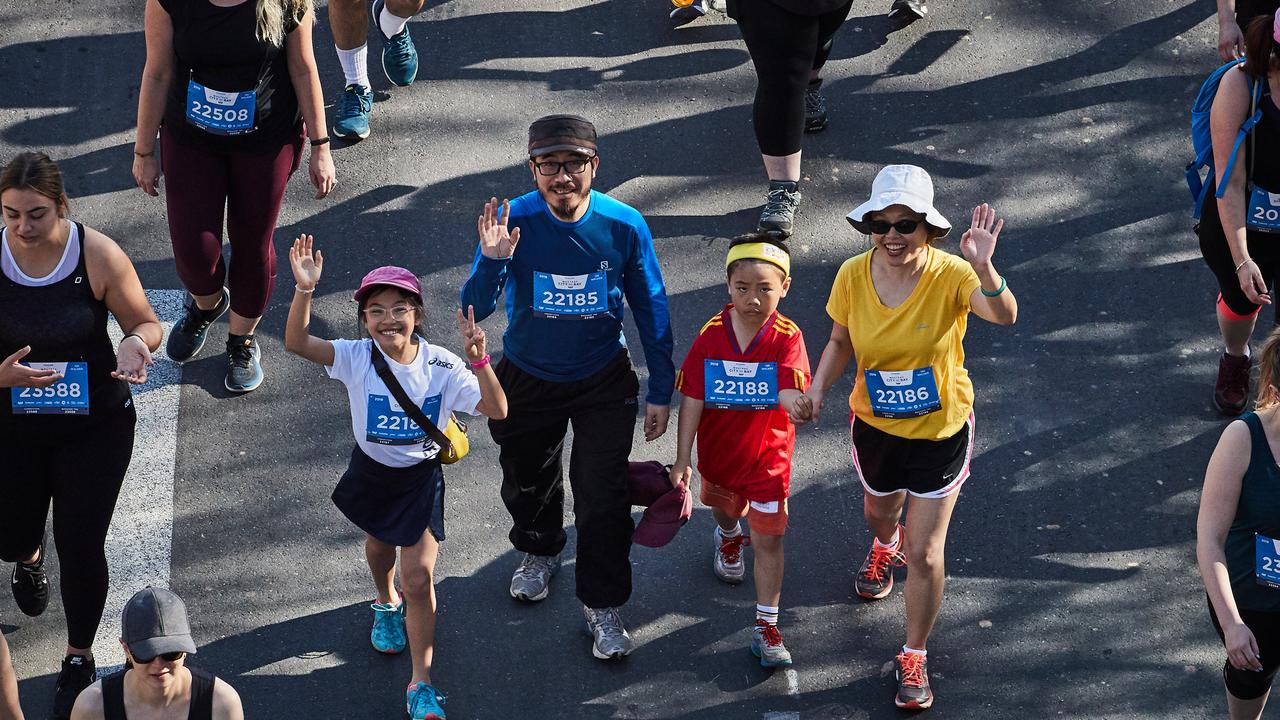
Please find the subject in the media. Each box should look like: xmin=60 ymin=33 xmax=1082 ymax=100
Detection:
xmin=160 ymin=127 xmax=303 ymax=319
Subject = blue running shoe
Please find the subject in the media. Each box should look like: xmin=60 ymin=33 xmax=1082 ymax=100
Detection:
xmin=332 ymin=84 xmax=372 ymax=140
xmin=406 ymin=682 xmax=446 ymax=720
xmin=370 ymin=600 xmax=406 ymax=654
xmin=373 ymin=0 xmax=418 ymax=87
xmin=224 ymin=334 xmax=263 ymax=393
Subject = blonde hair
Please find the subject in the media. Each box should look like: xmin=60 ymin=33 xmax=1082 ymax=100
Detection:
xmin=256 ymin=0 xmax=312 ymax=47
xmin=1256 ymin=326 xmax=1280 ymax=410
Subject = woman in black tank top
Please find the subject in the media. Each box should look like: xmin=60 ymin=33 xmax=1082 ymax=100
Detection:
xmin=0 ymin=152 xmax=162 ymax=719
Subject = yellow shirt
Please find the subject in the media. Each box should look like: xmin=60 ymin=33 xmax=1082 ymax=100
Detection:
xmin=825 ymin=246 xmax=982 ymax=440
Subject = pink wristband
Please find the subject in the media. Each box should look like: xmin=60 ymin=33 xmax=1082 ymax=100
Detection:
xmin=470 ymin=354 xmax=491 ymax=369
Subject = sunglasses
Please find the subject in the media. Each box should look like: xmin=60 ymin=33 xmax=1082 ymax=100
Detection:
xmin=133 ymin=650 xmax=186 ymax=664
xmin=867 ymin=219 xmax=924 ymax=236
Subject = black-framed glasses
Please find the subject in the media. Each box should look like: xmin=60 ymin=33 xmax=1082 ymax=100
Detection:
xmin=867 ymin=219 xmax=924 ymax=235
xmin=133 ymin=651 xmax=186 ymax=664
xmin=363 ymin=305 xmax=413 ymax=322
xmin=532 ymin=158 xmax=590 ymax=176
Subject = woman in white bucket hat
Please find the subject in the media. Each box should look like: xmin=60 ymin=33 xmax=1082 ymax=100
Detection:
xmin=794 ymin=164 xmax=1017 ymax=710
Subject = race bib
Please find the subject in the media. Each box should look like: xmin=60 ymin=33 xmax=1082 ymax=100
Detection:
xmin=703 ymin=360 xmax=778 ymax=410
xmin=1246 ymin=185 xmax=1280 ymax=233
xmin=185 ymin=79 xmax=256 ymax=136
xmin=365 ymin=393 xmax=441 ymax=446
xmin=532 ymin=271 xmax=608 ymax=320
xmin=864 ymin=367 xmax=941 ymax=419
xmin=11 ymin=362 xmax=89 ymax=415
xmin=1256 ymin=534 xmax=1280 ymax=589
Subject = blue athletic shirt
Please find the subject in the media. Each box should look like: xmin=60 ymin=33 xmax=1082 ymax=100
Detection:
xmin=460 ymin=189 xmax=675 ymax=406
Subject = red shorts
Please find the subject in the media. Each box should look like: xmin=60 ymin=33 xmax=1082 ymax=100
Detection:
xmin=699 ymin=479 xmax=789 ymax=536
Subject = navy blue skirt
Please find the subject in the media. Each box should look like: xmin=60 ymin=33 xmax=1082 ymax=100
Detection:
xmin=331 ymin=446 xmax=446 ymax=547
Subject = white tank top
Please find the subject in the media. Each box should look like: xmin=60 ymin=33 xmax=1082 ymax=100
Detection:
xmin=1 ymin=221 xmax=81 ymax=288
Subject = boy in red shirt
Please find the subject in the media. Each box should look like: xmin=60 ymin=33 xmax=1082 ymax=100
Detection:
xmin=670 ymin=234 xmax=811 ymax=667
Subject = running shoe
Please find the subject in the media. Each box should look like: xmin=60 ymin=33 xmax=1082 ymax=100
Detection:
xmin=332 ymin=84 xmax=373 ymax=140
xmin=669 ymin=0 xmax=707 ymax=27
xmin=894 ymin=651 xmax=933 ymax=709
xmin=370 ymin=600 xmax=406 ymax=654
xmin=583 ymin=605 xmax=634 ymax=660
xmin=804 ymin=79 xmax=829 ymax=133
xmin=406 ymin=681 xmax=446 ymax=720
xmin=373 ymin=0 xmax=418 ymax=87
xmin=225 ymin=334 xmax=263 ymax=393
xmin=1214 ymin=351 xmax=1252 ymax=416
xmin=51 ymin=654 xmax=96 ymax=720
xmin=750 ymin=620 xmax=793 ymax=668
xmin=712 ymin=527 xmax=749 ymax=585
xmin=166 ymin=288 xmax=229 ymax=363
xmin=509 ymin=553 xmax=560 ymax=602
xmin=757 ymin=181 xmax=801 ymax=238
xmin=855 ymin=525 xmax=907 ymax=600
xmin=888 ymin=0 xmax=928 ymax=23
xmin=10 ymin=540 xmax=48 ymax=617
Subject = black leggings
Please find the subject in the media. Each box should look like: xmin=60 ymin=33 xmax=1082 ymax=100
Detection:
xmin=734 ymin=0 xmax=853 ymax=157
xmin=0 ymin=406 xmax=136 ymax=649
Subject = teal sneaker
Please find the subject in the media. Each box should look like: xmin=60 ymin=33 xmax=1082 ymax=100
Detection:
xmin=373 ymin=0 xmax=418 ymax=87
xmin=332 ymin=84 xmax=372 ymax=140
xmin=370 ymin=600 xmax=406 ymax=654
xmin=406 ymin=682 xmax=446 ymax=720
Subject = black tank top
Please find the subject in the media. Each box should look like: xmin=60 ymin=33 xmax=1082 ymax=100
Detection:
xmin=1246 ymin=81 xmax=1280 ymax=191
xmin=0 ymin=223 xmax=129 ymax=421
xmin=100 ymin=667 xmax=216 ymax=720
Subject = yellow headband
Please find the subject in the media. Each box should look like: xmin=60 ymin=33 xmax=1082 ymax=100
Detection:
xmin=726 ymin=241 xmax=790 ymax=277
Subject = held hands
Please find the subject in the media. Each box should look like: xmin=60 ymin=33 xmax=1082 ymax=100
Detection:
xmin=668 ymin=462 xmax=692 ymax=489
xmin=790 ymin=391 xmax=822 ymax=425
xmin=132 ymin=154 xmax=161 ymax=197
xmin=478 ymin=197 xmax=521 ymax=259
xmin=644 ymin=404 xmax=670 ymax=442
xmin=309 ymin=145 xmax=336 ymax=199
xmin=0 ymin=346 xmax=60 ymax=389
xmin=959 ymin=203 xmax=1004 ymax=269
xmin=289 ymin=234 xmax=324 ymax=291
xmin=457 ymin=305 xmax=487 ymax=363
xmin=1238 ymin=259 xmax=1272 ymax=305
xmin=112 ymin=335 xmax=153 ymax=385
xmin=1225 ymin=621 xmax=1265 ymax=672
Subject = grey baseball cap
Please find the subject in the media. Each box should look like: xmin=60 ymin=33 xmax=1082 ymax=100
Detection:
xmin=121 ymin=587 xmax=198 ymax=658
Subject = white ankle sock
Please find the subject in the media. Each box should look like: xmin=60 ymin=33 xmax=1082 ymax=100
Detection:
xmin=336 ymin=44 xmax=370 ymax=90
xmin=875 ymin=528 xmax=901 ymax=550
xmin=720 ymin=523 xmax=742 ymax=538
xmin=756 ymin=604 xmax=779 ymax=626
xmin=378 ymin=6 xmax=410 ymax=39
xmin=902 ymin=645 xmax=927 ymax=657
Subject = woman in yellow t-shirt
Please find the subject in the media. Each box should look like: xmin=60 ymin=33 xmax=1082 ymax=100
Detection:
xmin=793 ymin=165 xmax=1017 ymax=711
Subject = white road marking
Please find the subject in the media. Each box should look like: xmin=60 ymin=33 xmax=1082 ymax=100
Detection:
xmin=94 ymin=289 xmax=185 ymax=670
xmin=783 ymin=667 xmax=800 ymax=697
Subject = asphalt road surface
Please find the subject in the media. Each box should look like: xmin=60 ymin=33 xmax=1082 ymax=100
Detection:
xmin=0 ymin=0 xmax=1242 ymax=717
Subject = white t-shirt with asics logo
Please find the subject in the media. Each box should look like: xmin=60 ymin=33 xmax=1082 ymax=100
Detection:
xmin=326 ymin=338 xmax=481 ymax=468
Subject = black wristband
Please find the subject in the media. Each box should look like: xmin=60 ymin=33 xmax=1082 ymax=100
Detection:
xmin=121 ymin=332 xmax=145 ymax=347
xmin=310 ymin=136 xmax=331 ymax=147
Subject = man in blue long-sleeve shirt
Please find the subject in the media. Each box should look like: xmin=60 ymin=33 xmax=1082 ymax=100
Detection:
xmin=459 ymin=115 xmax=675 ymax=660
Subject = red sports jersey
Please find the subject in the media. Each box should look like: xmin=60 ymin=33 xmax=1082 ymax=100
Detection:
xmin=676 ymin=305 xmax=810 ymax=502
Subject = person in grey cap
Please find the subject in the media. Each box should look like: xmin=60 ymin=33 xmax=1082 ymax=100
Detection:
xmin=460 ymin=113 xmax=676 ymax=661
xmin=69 ymin=588 xmax=242 ymax=720
xmin=0 ymin=631 xmax=22 ymax=720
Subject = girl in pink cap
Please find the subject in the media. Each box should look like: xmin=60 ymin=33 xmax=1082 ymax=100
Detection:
xmin=283 ymin=234 xmax=506 ymax=720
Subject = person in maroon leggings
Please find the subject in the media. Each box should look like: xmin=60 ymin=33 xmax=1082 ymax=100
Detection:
xmin=133 ymin=0 xmax=335 ymax=393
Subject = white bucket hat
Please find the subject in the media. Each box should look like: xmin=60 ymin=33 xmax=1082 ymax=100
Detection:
xmin=846 ymin=164 xmax=951 ymax=239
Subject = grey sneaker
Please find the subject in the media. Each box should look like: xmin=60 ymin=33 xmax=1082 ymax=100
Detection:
xmin=166 ymin=287 xmax=229 ymax=363
xmin=713 ymin=527 xmax=748 ymax=584
xmin=509 ymin=553 xmax=560 ymax=602
xmin=750 ymin=620 xmax=793 ymax=667
xmin=583 ymin=606 xmax=634 ymax=660
xmin=757 ymin=181 xmax=801 ymax=238
xmin=888 ymin=0 xmax=928 ymax=23
xmin=669 ymin=0 xmax=707 ymax=26
xmin=804 ymin=78 xmax=828 ymax=133
xmin=224 ymin=334 xmax=263 ymax=393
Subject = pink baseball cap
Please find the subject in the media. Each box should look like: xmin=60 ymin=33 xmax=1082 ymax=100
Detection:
xmin=353 ymin=266 xmax=423 ymax=303
xmin=628 ymin=461 xmax=693 ymax=548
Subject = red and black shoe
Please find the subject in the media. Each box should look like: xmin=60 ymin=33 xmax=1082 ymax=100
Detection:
xmin=1213 ymin=351 xmax=1252 ymax=416
xmin=854 ymin=526 xmax=907 ymax=600
xmin=894 ymin=651 xmax=933 ymax=710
